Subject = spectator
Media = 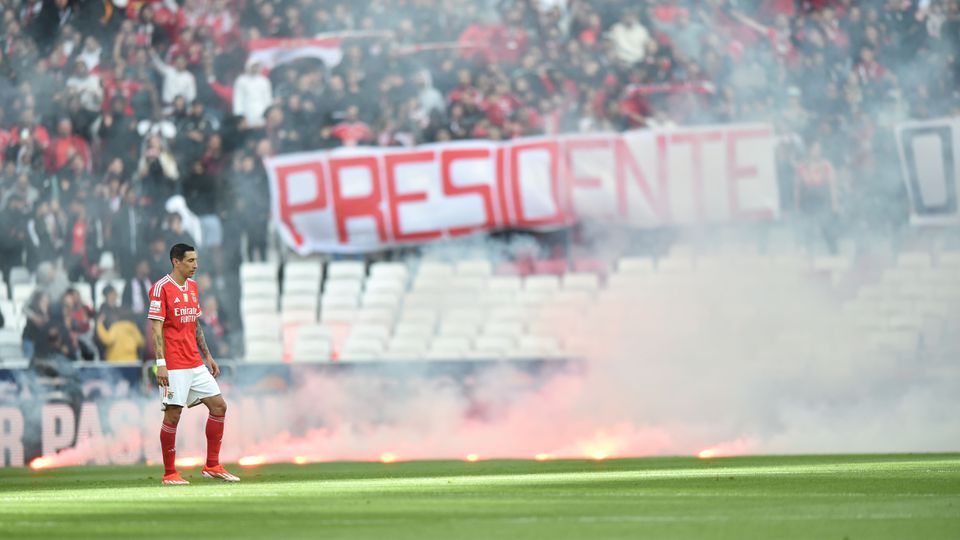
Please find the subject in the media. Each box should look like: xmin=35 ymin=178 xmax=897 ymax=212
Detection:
xmin=149 ymin=50 xmax=197 ymax=107
xmin=123 ymin=259 xmax=154 ymax=315
xmin=607 ymin=10 xmax=653 ymax=65
xmin=795 ymin=141 xmax=840 ymax=254
xmin=61 ymin=288 xmax=96 ymax=360
xmin=96 ymin=309 xmax=144 ymax=362
xmin=21 ymin=290 xmax=51 ymax=360
xmin=45 ymin=117 xmax=92 ymax=174
xmin=0 ymin=195 xmax=29 ymax=284
xmin=233 ymin=61 xmax=273 ymax=128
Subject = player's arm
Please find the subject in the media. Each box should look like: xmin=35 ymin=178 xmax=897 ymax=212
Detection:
xmin=196 ymin=324 xmax=220 ymax=377
xmin=152 ymin=318 xmax=168 ymax=386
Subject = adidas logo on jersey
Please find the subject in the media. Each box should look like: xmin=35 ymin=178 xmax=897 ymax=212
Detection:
xmin=174 ymin=297 xmax=181 ymax=304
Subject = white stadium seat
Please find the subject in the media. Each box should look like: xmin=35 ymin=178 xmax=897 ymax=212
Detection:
xmin=281 ymin=309 xmax=317 ymax=324
xmin=244 ymin=280 xmax=278 ymax=299
xmin=339 ymin=338 xmax=385 ymax=361
xmin=241 ymin=262 xmax=277 ymax=282
xmin=327 ymin=261 xmax=366 ymax=280
xmin=455 ymin=260 xmax=492 ymax=276
xmin=282 ymin=294 xmax=318 ymax=311
xmin=349 ymin=324 xmax=391 ymax=342
xmin=245 ymin=339 xmax=282 ymax=362
xmin=324 ymin=279 xmax=363 ymax=296
xmin=284 ymin=261 xmax=323 ymax=281
xmin=425 ymin=337 xmax=470 ymax=360
xmin=617 ymin=257 xmax=654 ymax=274
xmin=416 ymin=261 xmax=455 ymax=279
xmin=243 ymin=314 xmax=281 ymax=340
xmin=524 ymin=275 xmax=560 ymax=292
xmin=562 ymin=273 xmax=600 ymax=291
xmin=370 ymin=262 xmax=409 ymax=280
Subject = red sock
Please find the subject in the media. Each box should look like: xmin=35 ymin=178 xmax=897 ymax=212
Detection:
xmin=160 ymin=421 xmax=177 ymax=476
xmin=205 ymin=414 xmax=225 ymax=468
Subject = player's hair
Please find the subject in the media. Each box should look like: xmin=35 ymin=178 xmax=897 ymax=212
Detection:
xmin=169 ymin=243 xmax=196 ymax=265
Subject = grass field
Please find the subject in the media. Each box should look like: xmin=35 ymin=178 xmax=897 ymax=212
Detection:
xmin=1 ymin=454 xmax=958 ymax=539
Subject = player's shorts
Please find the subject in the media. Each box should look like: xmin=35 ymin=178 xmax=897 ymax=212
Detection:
xmin=160 ymin=365 xmax=221 ymax=411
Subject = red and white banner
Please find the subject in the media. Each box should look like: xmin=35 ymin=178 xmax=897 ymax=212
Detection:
xmin=247 ymin=37 xmax=344 ymax=70
xmin=265 ymin=124 xmax=779 ymax=254
xmin=246 ymin=31 xmax=393 ymax=70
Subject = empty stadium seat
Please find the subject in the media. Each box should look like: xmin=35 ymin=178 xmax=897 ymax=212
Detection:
xmin=562 ymin=273 xmax=600 ymax=291
xmin=617 ymin=257 xmax=654 ymax=274
xmin=12 ymin=284 xmax=34 ymax=305
xmin=425 ymin=337 xmax=470 ymax=360
xmin=242 ymin=296 xmax=277 ymax=313
xmin=243 ymin=314 xmax=281 ymax=340
xmin=339 ymin=338 xmax=385 ymax=361
xmin=416 ymin=261 xmax=454 ymax=279
xmin=291 ymin=338 xmax=332 ymax=362
xmin=370 ymin=262 xmax=409 ymax=280
xmin=8 ymin=267 xmax=31 ymax=285
xmin=324 ymin=279 xmax=363 ymax=296
xmin=362 ymin=291 xmax=401 ymax=308
xmin=327 ymin=261 xmax=366 ymax=280
xmin=244 ymin=280 xmax=279 ymax=299
xmin=240 ymin=262 xmax=277 ymax=282
xmin=281 ymin=309 xmax=317 ymax=324
xmin=281 ymin=294 xmax=319 ymax=312
xmin=245 ymin=340 xmax=282 ymax=362
xmin=524 ymin=275 xmax=560 ymax=292
xmin=284 ymin=260 xmax=323 ymax=281
xmin=455 ymin=260 xmax=493 ymax=276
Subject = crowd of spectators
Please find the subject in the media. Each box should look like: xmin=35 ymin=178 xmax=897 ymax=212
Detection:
xmin=0 ymin=0 xmax=956 ymax=362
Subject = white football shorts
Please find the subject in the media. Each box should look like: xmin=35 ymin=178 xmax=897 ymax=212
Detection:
xmin=160 ymin=365 xmax=221 ymax=410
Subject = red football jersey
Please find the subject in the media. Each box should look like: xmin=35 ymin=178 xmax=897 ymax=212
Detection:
xmin=147 ymin=275 xmax=204 ymax=370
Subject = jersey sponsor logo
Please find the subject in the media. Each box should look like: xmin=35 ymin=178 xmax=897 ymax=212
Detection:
xmin=174 ymin=306 xmax=200 ymax=323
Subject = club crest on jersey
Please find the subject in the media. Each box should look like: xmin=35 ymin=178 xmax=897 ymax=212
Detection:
xmin=191 ymin=293 xmax=197 ymax=303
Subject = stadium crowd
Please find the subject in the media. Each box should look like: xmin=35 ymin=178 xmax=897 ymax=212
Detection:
xmin=0 ymin=0 xmax=956 ymax=362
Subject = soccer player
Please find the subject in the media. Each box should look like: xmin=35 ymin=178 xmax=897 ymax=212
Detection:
xmin=149 ymin=243 xmax=239 ymax=485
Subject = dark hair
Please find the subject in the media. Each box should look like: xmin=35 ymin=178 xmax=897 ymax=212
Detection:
xmin=170 ymin=243 xmax=196 ymax=264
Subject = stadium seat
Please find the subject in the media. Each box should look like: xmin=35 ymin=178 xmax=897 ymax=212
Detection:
xmin=98 ymin=252 xmax=116 ymax=275
xmin=282 ymin=294 xmax=318 ymax=312
xmin=524 ymin=275 xmax=560 ymax=292
xmin=354 ymin=308 xmax=394 ymax=325
xmin=283 ymin=276 xmax=321 ymax=296
xmin=243 ymin=314 xmax=281 ymax=340
xmin=562 ymin=273 xmax=600 ymax=291
xmin=396 ymin=307 xmax=438 ymax=325
xmin=362 ymin=291 xmax=401 ymax=309
xmin=370 ymin=262 xmax=409 ymax=280
xmin=0 ymin=281 xmax=7 ymax=301
xmin=320 ymin=307 xmax=357 ymax=323
xmin=240 ymin=262 xmax=277 ymax=282
xmin=324 ymin=279 xmax=363 ymax=296
xmin=284 ymin=260 xmax=323 ymax=281
xmin=365 ymin=279 xmax=405 ymax=295
xmin=291 ymin=338 xmax=332 ymax=362
xmin=482 ymin=320 xmax=525 ymax=338
xmin=386 ymin=336 xmax=429 ymax=356
xmin=339 ymin=338 xmax=385 ymax=361
xmin=242 ymin=296 xmax=277 ymax=314
xmin=393 ymin=321 xmax=435 ymax=339
xmin=487 ymin=276 xmax=522 ymax=292
xmin=321 ymin=293 xmax=359 ymax=309
xmin=244 ymin=280 xmax=278 ymax=299
xmin=416 ymin=261 xmax=454 ymax=279
xmin=438 ymin=320 xmax=479 ymax=338
xmin=453 ymin=276 xmax=487 ymax=291
xmin=327 ymin=261 xmax=366 ymax=280
xmin=349 ymin=324 xmax=391 ymax=342
xmin=425 ymin=337 xmax=470 ymax=360
xmin=473 ymin=336 xmax=514 ymax=357
xmin=281 ymin=309 xmax=317 ymax=324
xmin=617 ymin=257 xmax=654 ymax=274
xmin=455 ymin=260 xmax=493 ymax=276
xmin=244 ymin=339 xmax=282 ymax=362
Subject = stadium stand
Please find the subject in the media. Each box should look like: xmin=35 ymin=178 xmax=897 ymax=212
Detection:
xmin=0 ymin=0 xmax=955 ymax=366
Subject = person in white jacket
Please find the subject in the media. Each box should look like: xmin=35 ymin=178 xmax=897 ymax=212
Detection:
xmin=150 ymin=50 xmax=197 ymax=107
xmin=233 ymin=62 xmax=273 ymax=128
xmin=607 ymin=10 xmax=652 ymax=65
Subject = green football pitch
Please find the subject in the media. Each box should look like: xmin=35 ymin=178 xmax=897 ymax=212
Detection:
xmin=1 ymin=454 xmax=958 ymax=539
